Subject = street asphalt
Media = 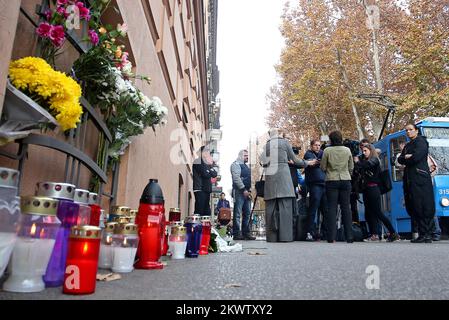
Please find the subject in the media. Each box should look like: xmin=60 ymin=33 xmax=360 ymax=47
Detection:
xmin=1 ymin=239 xmax=449 ymax=300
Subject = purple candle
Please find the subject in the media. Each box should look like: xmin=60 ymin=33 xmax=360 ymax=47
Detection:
xmin=36 ymin=182 xmax=80 ymax=287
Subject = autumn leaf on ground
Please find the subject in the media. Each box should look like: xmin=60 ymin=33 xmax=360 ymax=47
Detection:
xmin=247 ymin=252 xmax=267 ymax=256
xmin=224 ymin=283 xmax=242 ymax=288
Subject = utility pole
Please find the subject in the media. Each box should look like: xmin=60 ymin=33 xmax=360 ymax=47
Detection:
xmin=360 ymin=0 xmax=384 ymax=93
xmin=356 ymin=93 xmax=397 ymax=141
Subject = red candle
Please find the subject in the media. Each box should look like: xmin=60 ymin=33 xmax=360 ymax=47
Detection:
xmin=63 ymin=226 xmax=101 ymax=295
xmin=199 ymin=216 xmax=211 ymax=255
xmin=88 ymin=192 xmax=102 ymax=227
xmin=169 ymin=208 xmax=181 ymax=223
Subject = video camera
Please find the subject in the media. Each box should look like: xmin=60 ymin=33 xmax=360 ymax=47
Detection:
xmin=320 ymin=139 xmax=361 ymax=157
xmin=343 ymin=139 xmax=360 ymax=157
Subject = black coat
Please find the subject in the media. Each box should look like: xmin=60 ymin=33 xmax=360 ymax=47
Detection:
xmin=355 ymin=156 xmax=381 ymax=189
xmin=397 ymin=135 xmax=435 ymax=219
xmin=193 ymin=159 xmax=217 ymax=193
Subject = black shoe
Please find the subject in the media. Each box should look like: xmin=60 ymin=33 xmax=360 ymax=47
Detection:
xmin=244 ymin=235 xmax=256 ymax=240
xmin=386 ymin=233 xmax=401 ymax=242
xmin=432 ymin=236 xmax=440 ymax=241
xmin=347 ymin=239 xmax=354 ymax=243
xmin=411 ymin=236 xmax=432 ymax=243
xmin=233 ymin=235 xmax=244 ymax=240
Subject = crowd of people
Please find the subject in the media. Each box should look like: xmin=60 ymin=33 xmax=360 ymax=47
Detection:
xmin=192 ymin=123 xmax=439 ymax=244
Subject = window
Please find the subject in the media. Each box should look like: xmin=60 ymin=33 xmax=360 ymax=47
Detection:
xmin=178 ymin=174 xmax=184 ymax=209
xmin=390 ymin=136 xmax=407 ymax=182
xmin=422 ymin=127 xmax=449 ymax=139
xmin=379 ymin=152 xmax=391 ymax=213
xmin=187 ymin=192 xmax=192 ymax=216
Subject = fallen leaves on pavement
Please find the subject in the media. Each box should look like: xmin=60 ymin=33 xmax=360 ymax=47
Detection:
xmin=96 ymin=273 xmax=122 ymax=282
xmin=224 ymin=283 xmax=242 ymax=288
xmin=247 ymin=252 xmax=267 ymax=256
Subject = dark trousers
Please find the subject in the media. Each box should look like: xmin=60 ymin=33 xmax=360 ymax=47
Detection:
xmin=194 ymin=191 xmax=211 ymax=216
xmin=325 ymin=180 xmax=353 ymax=242
xmin=350 ymin=192 xmax=360 ymax=222
xmin=306 ymin=183 xmax=327 ymax=235
xmin=411 ymin=216 xmax=441 ymax=237
xmin=232 ymin=189 xmax=251 ymax=236
xmin=363 ymin=185 xmax=395 ymax=235
xmin=404 ymin=192 xmax=434 ymax=237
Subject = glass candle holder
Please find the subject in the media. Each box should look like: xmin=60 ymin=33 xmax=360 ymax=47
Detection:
xmin=3 ymin=197 xmax=60 ymax=293
xmin=199 ymin=216 xmax=212 ymax=255
xmin=88 ymin=192 xmax=101 ymax=227
xmin=63 ymin=225 xmax=101 ymax=295
xmin=169 ymin=208 xmax=181 ymax=223
xmin=161 ymin=218 xmax=169 ymax=256
xmin=74 ymin=189 xmax=91 ymax=226
xmin=36 ymin=182 xmax=79 ymax=288
xmin=98 ymin=222 xmax=118 ymax=269
xmin=129 ymin=210 xmax=138 ymax=224
xmin=0 ymin=167 xmax=20 ymax=279
xmin=184 ymin=216 xmax=203 ymax=258
xmin=111 ymin=224 xmax=139 ymax=273
xmin=108 ymin=206 xmax=130 ymax=223
xmin=168 ymin=226 xmax=187 ymax=260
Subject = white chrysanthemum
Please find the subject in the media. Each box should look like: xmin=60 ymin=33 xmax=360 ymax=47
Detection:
xmin=122 ymin=61 xmax=132 ymax=75
xmin=115 ymin=76 xmax=128 ymax=94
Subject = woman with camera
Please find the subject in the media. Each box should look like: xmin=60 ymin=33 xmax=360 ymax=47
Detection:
xmin=354 ymin=144 xmax=400 ymax=242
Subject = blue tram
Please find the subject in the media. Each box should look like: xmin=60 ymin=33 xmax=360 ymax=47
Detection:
xmin=358 ymin=117 xmax=449 ymax=234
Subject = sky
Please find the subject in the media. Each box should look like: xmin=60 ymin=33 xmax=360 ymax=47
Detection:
xmin=217 ymin=0 xmax=289 ymax=198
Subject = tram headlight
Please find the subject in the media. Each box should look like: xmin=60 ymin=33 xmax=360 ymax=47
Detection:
xmin=441 ymin=197 xmax=449 ymax=207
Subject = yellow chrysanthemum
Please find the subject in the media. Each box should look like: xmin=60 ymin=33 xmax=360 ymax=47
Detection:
xmin=9 ymin=57 xmax=83 ymax=131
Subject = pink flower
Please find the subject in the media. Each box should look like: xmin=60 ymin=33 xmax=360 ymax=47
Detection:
xmin=121 ymin=52 xmax=129 ymax=63
xmin=76 ymin=3 xmax=91 ymax=21
xmin=88 ymin=30 xmax=99 ymax=46
xmin=56 ymin=6 xmax=66 ymax=16
xmin=36 ymin=22 xmax=52 ymax=38
xmin=44 ymin=9 xmax=52 ymax=21
xmin=49 ymin=25 xmax=66 ymax=47
xmin=57 ymin=0 xmax=68 ymax=5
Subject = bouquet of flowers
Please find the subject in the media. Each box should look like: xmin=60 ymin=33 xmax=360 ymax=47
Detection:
xmin=72 ymin=22 xmax=168 ymax=160
xmin=8 ymin=57 xmax=83 ymax=131
xmin=36 ymin=0 xmax=100 ymax=65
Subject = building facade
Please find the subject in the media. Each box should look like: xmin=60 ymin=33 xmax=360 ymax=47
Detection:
xmin=0 ymin=0 xmax=220 ymax=219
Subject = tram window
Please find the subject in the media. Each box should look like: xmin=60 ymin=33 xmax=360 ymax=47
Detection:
xmin=379 ymin=152 xmax=391 ymax=212
xmin=390 ymin=136 xmax=407 ymax=181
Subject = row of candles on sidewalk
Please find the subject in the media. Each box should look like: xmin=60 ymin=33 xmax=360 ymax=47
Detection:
xmin=0 ymin=168 xmax=212 ymax=295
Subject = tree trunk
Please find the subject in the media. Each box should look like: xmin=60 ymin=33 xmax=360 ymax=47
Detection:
xmin=335 ymin=48 xmax=365 ymax=140
xmin=362 ymin=0 xmax=384 ymax=138
xmin=371 ymin=29 xmax=383 ymax=93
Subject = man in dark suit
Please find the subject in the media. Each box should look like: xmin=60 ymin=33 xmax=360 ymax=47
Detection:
xmin=193 ymin=146 xmax=217 ymax=216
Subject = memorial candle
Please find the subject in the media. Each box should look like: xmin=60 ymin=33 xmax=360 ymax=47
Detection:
xmin=2 ymin=197 xmax=60 ymax=293
xmin=0 ymin=167 xmax=20 ymax=278
xmin=111 ymin=224 xmax=138 ymax=273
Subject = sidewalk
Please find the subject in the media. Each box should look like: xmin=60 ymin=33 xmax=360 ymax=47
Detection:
xmin=1 ymin=240 xmax=449 ymax=300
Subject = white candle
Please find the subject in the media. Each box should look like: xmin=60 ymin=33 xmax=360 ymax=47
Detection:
xmin=111 ymin=247 xmax=137 ymax=273
xmin=3 ymin=237 xmax=55 ymax=293
xmin=0 ymin=232 xmax=17 ymax=278
xmin=98 ymin=243 xmax=114 ymax=269
xmin=169 ymin=241 xmax=187 ymax=260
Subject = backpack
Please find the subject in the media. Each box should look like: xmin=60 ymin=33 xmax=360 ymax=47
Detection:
xmin=379 ymin=169 xmax=392 ymax=194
